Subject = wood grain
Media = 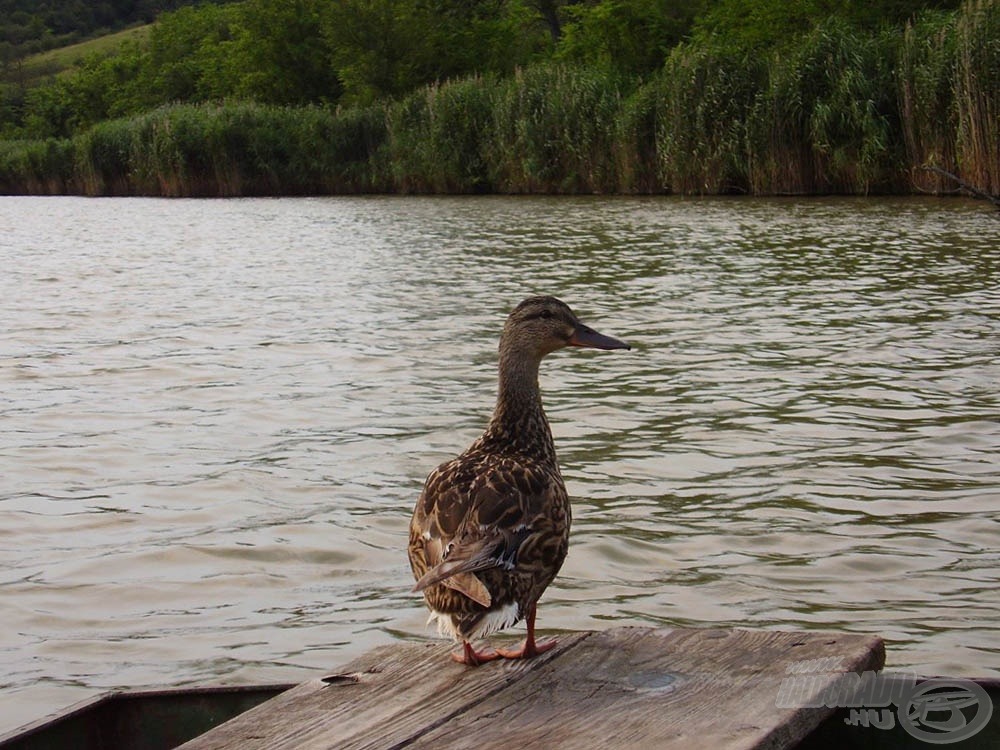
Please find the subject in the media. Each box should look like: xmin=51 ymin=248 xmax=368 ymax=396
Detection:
xmin=177 ymin=627 xmax=885 ymax=750
xmin=176 ymin=634 xmax=589 ymax=750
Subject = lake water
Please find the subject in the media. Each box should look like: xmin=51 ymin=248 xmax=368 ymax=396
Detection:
xmin=1 ymin=195 xmax=998 ymax=734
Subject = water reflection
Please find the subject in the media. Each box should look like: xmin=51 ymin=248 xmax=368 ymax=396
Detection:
xmin=0 ymin=195 xmax=998 ymax=733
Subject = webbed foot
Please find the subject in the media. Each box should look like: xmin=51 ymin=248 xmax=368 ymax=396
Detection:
xmin=452 ymin=641 xmax=500 ymax=666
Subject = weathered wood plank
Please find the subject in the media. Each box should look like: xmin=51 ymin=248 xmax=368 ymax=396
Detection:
xmin=407 ymin=628 xmax=885 ymax=750
xmin=177 ymin=627 xmax=885 ymax=750
xmin=175 ymin=633 xmax=591 ymax=750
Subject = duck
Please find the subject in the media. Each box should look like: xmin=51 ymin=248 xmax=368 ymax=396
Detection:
xmin=408 ymin=296 xmax=629 ymax=665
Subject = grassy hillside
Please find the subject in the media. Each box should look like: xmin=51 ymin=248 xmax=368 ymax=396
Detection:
xmin=0 ymin=0 xmax=208 ymax=59
xmin=2 ymin=25 xmax=151 ymax=87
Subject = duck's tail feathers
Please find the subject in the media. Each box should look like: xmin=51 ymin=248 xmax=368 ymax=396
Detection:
xmin=411 ymin=537 xmax=505 ymax=606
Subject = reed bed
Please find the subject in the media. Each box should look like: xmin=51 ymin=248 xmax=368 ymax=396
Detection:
xmin=614 ymin=80 xmax=661 ymax=194
xmin=384 ymin=76 xmax=494 ymax=193
xmin=0 ymin=138 xmax=75 ymax=194
xmin=653 ymin=44 xmax=764 ymax=194
xmin=955 ymin=0 xmax=1000 ymax=195
xmin=486 ymin=64 xmax=623 ymax=194
xmin=899 ymin=12 xmax=961 ymax=194
xmin=1 ymin=0 xmax=996 ymax=198
xmin=747 ymin=21 xmax=904 ymax=195
xmin=66 ymin=102 xmax=390 ymax=196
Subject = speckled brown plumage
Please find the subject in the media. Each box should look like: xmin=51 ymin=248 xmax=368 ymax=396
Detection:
xmin=408 ymin=296 xmax=629 ymax=665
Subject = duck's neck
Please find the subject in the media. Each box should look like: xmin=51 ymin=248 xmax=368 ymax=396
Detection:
xmin=480 ymin=347 xmax=556 ymax=462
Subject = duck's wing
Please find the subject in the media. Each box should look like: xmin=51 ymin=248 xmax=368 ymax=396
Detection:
xmin=410 ymin=456 xmax=556 ymax=604
xmin=412 ymin=525 xmax=532 ymax=597
xmin=411 ymin=530 xmax=498 ymax=607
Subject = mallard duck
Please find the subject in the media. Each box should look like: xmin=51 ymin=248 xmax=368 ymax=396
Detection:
xmin=409 ymin=296 xmax=629 ymax=665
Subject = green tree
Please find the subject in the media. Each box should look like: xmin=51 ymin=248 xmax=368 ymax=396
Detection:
xmin=558 ymin=0 xmax=706 ymax=75
xmin=692 ymin=0 xmax=965 ymax=50
xmin=139 ymin=4 xmax=242 ymax=104
xmin=234 ymin=0 xmax=342 ymax=105
xmin=15 ymin=45 xmax=143 ymax=137
xmin=322 ymin=0 xmax=528 ymax=105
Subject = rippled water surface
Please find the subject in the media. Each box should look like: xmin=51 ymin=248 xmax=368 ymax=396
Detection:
xmin=1 ymin=196 xmax=998 ymax=733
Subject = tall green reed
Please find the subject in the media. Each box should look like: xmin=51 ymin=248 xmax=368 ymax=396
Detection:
xmin=385 ymin=76 xmax=494 ymax=193
xmin=899 ymin=12 xmax=959 ymax=193
xmin=68 ymin=102 xmax=391 ymax=196
xmin=654 ymin=43 xmax=763 ymax=194
xmin=748 ymin=20 xmax=902 ymax=195
xmin=955 ymin=0 xmax=1000 ymax=195
xmin=0 ymin=138 xmax=75 ymax=194
xmin=487 ymin=64 xmax=623 ymax=193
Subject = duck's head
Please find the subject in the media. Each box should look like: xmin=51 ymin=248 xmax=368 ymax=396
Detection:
xmin=501 ymin=296 xmax=630 ymax=359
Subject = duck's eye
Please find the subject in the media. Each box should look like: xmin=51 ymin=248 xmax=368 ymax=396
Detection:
xmin=539 ymin=310 xmax=553 ymax=320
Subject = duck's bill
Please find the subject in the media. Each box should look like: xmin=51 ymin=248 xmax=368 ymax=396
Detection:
xmin=570 ymin=324 xmax=630 ymax=350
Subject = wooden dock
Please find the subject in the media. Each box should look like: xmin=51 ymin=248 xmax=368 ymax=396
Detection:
xmin=175 ymin=626 xmax=885 ymax=750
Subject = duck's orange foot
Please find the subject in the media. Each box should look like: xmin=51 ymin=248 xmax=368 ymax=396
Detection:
xmin=496 ymin=637 xmax=557 ymax=660
xmin=452 ymin=641 xmax=499 ymax=666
